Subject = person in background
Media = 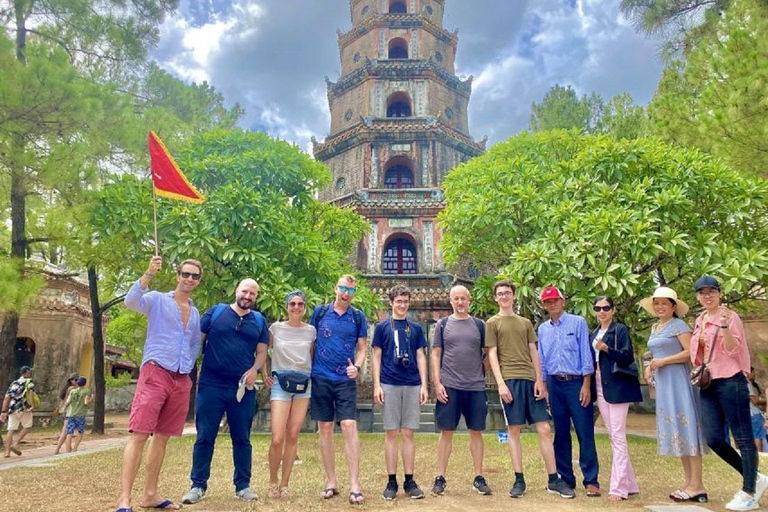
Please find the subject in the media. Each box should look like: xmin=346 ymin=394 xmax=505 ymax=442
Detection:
xmin=691 ymin=275 xmax=767 ymax=511
xmin=641 ymin=286 xmax=707 ymax=503
xmin=590 ymin=295 xmax=642 ymax=501
xmin=746 ymin=367 xmax=767 ymax=453
xmin=54 ymin=372 xmax=79 ymax=455
xmin=64 ymin=377 xmax=92 ymax=452
xmin=0 ymin=366 xmax=37 ymax=457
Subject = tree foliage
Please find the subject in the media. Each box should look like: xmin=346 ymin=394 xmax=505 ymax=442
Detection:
xmin=530 ymin=85 xmax=645 ymax=139
xmin=88 ymin=129 xmax=381 ymax=322
xmin=439 ymin=130 xmax=768 ymax=339
xmin=647 ymin=0 xmax=768 ymax=176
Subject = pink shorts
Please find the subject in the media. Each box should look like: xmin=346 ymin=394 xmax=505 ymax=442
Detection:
xmin=129 ymin=361 xmax=192 ymax=436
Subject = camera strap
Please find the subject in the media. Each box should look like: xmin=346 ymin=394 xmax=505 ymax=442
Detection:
xmin=391 ymin=317 xmax=411 ymax=357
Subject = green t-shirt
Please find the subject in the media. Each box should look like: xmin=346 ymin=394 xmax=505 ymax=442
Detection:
xmin=485 ymin=314 xmax=538 ymax=381
xmin=66 ymin=387 xmax=90 ymax=417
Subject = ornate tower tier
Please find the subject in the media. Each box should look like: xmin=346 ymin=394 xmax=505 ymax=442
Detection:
xmin=314 ymin=0 xmax=484 ymax=321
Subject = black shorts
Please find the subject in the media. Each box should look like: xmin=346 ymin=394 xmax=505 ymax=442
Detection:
xmin=435 ymin=387 xmax=487 ymax=431
xmin=501 ymin=378 xmax=551 ymax=426
xmin=310 ymin=376 xmax=357 ymax=422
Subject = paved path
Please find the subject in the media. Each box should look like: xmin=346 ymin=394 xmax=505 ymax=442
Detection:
xmin=0 ymin=426 xmax=197 ymax=471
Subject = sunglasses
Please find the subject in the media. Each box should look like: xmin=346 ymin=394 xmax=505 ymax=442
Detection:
xmin=288 ymin=301 xmax=305 ymax=308
xmin=179 ymin=271 xmax=202 ymax=281
xmin=338 ymin=285 xmax=356 ymax=294
xmin=236 ymin=316 xmax=245 ymax=331
xmin=593 ymin=305 xmax=613 ymax=312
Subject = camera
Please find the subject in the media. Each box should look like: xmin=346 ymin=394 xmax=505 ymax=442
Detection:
xmin=394 ymin=328 xmax=410 ymax=367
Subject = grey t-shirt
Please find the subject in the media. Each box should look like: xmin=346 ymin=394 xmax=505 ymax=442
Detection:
xmin=433 ymin=316 xmax=485 ymax=391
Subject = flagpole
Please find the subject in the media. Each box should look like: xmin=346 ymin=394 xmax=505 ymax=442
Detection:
xmin=152 ymin=182 xmax=159 ymax=257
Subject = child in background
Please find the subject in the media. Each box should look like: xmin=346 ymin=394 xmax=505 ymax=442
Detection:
xmin=64 ymin=377 xmax=92 ymax=452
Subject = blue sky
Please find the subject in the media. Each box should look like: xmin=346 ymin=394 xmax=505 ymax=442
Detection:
xmin=151 ymin=0 xmax=665 ymax=152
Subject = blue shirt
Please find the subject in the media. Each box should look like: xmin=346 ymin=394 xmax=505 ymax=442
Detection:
xmin=310 ymin=304 xmax=368 ymax=382
xmin=372 ymin=318 xmax=427 ymax=386
xmin=537 ymin=312 xmax=594 ymax=381
xmin=125 ymin=279 xmax=201 ymax=374
xmin=199 ymin=306 xmax=269 ymax=389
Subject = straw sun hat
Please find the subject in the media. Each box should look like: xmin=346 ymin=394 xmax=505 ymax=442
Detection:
xmin=640 ymin=286 xmax=689 ymax=317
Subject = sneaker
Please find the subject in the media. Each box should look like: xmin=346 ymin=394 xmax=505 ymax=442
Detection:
xmin=432 ymin=475 xmax=447 ymax=496
xmin=404 ymin=480 xmax=425 ymax=499
xmin=382 ymin=481 xmax=398 ymax=501
xmin=547 ymin=478 xmax=575 ymax=499
xmin=509 ymin=480 xmax=526 ymax=498
xmin=235 ymin=487 xmax=259 ymax=501
xmin=182 ymin=487 xmax=205 ymax=504
xmin=726 ymin=491 xmax=759 ymax=511
xmin=755 ymin=473 xmax=768 ymax=503
xmin=473 ymin=475 xmax=492 ymax=495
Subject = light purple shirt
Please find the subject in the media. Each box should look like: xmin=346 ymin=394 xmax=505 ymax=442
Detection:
xmin=124 ymin=279 xmax=202 ymax=374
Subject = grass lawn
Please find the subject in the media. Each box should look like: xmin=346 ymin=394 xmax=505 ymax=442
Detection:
xmin=0 ymin=431 xmax=750 ymax=512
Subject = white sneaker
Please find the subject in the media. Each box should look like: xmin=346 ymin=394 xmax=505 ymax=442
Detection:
xmin=755 ymin=473 xmax=768 ymax=503
xmin=182 ymin=487 xmax=205 ymax=504
xmin=236 ymin=487 xmax=259 ymax=501
xmin=725 ymin=490 xmax=759 ymax=511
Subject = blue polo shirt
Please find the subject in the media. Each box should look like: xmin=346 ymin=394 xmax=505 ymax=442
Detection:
xmin=199 ymin=305 xmax=269 ymax=389
xmin=372 ymin=318 xmax=427 ymax=386
xmin=310 ymin=304 xmax=368 ymax=382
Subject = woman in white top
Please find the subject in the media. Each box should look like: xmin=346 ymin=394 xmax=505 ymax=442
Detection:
xmin=266 ymin=290 xmax=315 ymax=499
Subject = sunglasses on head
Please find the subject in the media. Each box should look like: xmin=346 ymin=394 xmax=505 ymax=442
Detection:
xmin=288 ymin=301 xmax=305 ymax=308
xmin=338 ymin=285 xmax=356 ymax=294
xmin=593 ymin=305 xmax=613 ymax=312
xmin=179 ymin=271 xmax=201 ymax=281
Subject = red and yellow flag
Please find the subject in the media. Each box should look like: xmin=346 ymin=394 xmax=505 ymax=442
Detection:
xmin=148 ymin=131 xmax=205 ymax=204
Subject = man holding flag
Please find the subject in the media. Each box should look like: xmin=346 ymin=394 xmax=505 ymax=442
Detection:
xmin=115 ymin=132 xmax=206 ymax=512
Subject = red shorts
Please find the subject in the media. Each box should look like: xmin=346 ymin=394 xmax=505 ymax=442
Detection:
xmin=129 ymin=361 xmax=192 ymax=436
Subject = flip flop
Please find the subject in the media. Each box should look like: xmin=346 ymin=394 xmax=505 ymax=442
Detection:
xmin=322 ymin=488 xmax=339 ymax=499
xmin=670 ymin=490 xmax=691 ymax=502
xmin=348 ymin=491 xmax=364 ymax=505
xmin=115 ymin=509 xmax=133 ymax=512
xmin=141 ymin=500 xmax=182 ymax=510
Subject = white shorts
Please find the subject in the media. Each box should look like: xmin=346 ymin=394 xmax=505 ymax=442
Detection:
xmin=7 ymin=410 xmax=33 ymax=431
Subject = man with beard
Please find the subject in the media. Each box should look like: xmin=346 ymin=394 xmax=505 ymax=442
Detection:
xmin=182 ymin=279 xmax=269 ymax=504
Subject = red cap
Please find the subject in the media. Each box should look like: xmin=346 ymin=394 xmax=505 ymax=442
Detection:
xmin=540 ymin=286 xmax=563 ymax=301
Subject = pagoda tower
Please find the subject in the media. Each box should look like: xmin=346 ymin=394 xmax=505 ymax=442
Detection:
xmin=313 ymin=0 xmax=485 ymax=322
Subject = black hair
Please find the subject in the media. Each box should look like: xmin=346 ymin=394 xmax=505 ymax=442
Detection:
xmin=669 ymin=298 xmax=680 ymax=318
xmin=593 ymin=295 xmax=615 ymax=308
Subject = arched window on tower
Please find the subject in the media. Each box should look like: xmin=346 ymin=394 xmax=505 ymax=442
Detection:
xmin=388 ymin=38 xmax=408 ymax=59
xmin=382 ymin=237 xmax=418 ymax=274
xmin=386 ymin=92 xmax=412 ymax=117
xmin=384 ymin=165 xmax=415 ymax=189
xmin=389 ymin=1 xmax=407 ymax=13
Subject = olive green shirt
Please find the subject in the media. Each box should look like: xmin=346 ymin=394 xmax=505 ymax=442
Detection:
xmin=485 ymin=314 xmax=537 ymax=381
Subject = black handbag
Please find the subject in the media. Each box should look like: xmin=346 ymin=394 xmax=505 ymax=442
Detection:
xmin=272 ymin=371 xmax=309 ymax=394
xmin=611 ymin=360 xmax=639 ymax=379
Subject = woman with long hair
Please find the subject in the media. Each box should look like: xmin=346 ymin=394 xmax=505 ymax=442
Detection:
xmin=690 ymin=276 xmax=767 ymax=511
xmin=590 ymin=296 xmax=642 ymax=501
xmin=641 ymin=287 xmax=707 ymax=503
xmin=54 ymin=372 xmax=79 ymax=455
xmin=266 ymin=290 xmax=315 ymax=499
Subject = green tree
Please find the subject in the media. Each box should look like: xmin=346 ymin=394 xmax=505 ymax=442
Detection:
xmin=530 ymin=85 xmax=645 ymax=139
xmin=647 ymin=0 xmax=768 ymax=176
xmin=439 ymin=130 xmax=768 ymax=341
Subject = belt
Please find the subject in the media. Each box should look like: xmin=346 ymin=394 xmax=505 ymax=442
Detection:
xmin=552 ymin=374 xmax=582 ymax=381
xmin=147 ymin=360 xmax=187 ymax=378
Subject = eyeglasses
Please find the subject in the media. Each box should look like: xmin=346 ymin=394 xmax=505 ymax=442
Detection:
xmin=179 ymin=271 xmax=201 ymax=281
xmin=393 ymin=299 xmax=410 ymax=305
xmin=593 ymin=305 xmax=613 ymax=312
xmin=288 ymin=301 xmax=305 ymax=308
xmin=697 ymin=290 xmax=719 ymax=297
xmin=496 ymin=291 xmax=513 ymax=298
xmin=236 ymin=317 xmax=245 ymax=331
xmin=338 ymin=285 xmax=356 ymax=294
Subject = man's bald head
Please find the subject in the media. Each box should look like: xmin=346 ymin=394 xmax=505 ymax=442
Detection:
xmin=235 ymin=279 xmax=259 ymax=311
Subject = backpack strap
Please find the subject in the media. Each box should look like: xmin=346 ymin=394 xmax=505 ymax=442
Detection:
xmin=210 ymin=303 xmax=229 ymax=325
xmin=436 ymin=317 xmax=447 ymax=369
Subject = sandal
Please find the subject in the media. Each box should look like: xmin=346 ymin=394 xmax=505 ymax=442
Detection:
xmin=670 ymin=490 xmax=691 ymax=502
xmin=321 ymin=487 xmax=339 ymax=499
xmin=268 ymin=484 xmax=280 ymax=499
xmin=280 ymin=487 xmax=290 ymax=499
xmin=348 ymin=491 xmax=364 ymax=505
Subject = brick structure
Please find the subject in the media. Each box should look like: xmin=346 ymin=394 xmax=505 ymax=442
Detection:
xmin=313 ymin=0 xmax=485 ymax=323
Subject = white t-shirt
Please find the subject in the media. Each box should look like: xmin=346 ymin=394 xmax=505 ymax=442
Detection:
xmin=592 ymin=328 xmax=607 ymax=363
xmin=269 ymin=321 xmax=315 ymax=373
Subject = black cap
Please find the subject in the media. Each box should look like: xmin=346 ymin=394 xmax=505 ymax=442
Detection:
xmin=694 ymin=275 xmax=721 ymax=291
xmin=20 ymin=365 xmax=33 ymax=374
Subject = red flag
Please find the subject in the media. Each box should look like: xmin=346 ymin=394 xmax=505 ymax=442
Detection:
xmin=148 ymin=131 xmax=205 ymax=204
